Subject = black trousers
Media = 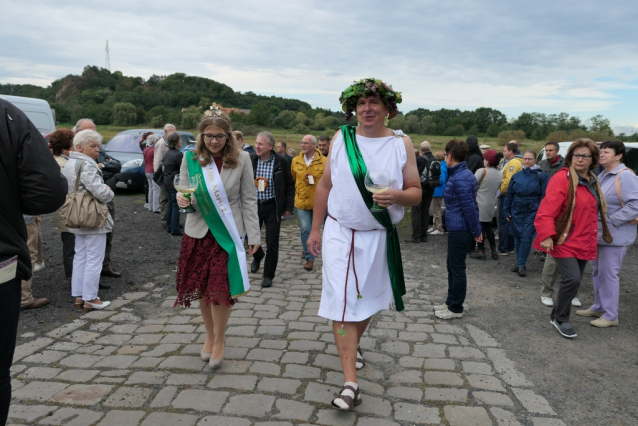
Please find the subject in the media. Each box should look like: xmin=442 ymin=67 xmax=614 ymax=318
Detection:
xmin=61 ymin=231 xmax=75 ymax=281
xmin=552 ymin=257 xmax=587 ymax=323
xmin=410 ymin=192 xmax=433 ymax=240
xmin=103 ymin=202 xmax=115 ymax=270
xmin=253 ymin=201 xmax=280 ymax=279
xmin=446 ymin=231 xmax=473 ymax=313
xmin=477 ymin=221 xmax=496 ymax=252
xmin=0 ymin=278 xmax=20 ymax=425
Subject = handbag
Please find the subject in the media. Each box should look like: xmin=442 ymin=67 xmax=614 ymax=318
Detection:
xmin=58 ymin=161 xmax=109 ymax=229
xmin=152 ymin=165 xmax=164 ymax=185
xmin=615 ymin=168 xmax=638 ymax=225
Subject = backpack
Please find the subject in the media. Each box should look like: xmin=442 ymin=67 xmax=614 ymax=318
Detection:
xmin=421 ymin=157 xmax=441 ymax=189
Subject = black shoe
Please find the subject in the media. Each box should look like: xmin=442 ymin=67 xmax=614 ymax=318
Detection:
xmin=261 ymin=277 xmax=273 ymax=288
xmin=517 ymin=267 xmax=526 ymax=276
xmin=171 ymin=232 xmax=184 ymax=236
xmin=511 ymin=266 xmax=519 ymax=272
xmin=99 ymin=282 xmax=111 ymax=289
xmin=251 ymin=256 xmax=263 ymax=273
xmin=404 ymin=238 xmax=422 ymax=244
xmin=551 ymin=319 xmax=577 ymax=338
xmin=469 ymin=250 xmax=485 ymax=260
xmin=491 ymin=251 xmax=499 ymax=260
xmin=101 ymin=268 xmax=121 ymax=278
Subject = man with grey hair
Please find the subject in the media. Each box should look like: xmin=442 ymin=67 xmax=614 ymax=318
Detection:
xmin=407 ymin=141 xmax=436 ymax=243
xmin=250 ymin=132 xmax=295 ymax=288
xmin=154 ymin=124 xmax=176 ymax=229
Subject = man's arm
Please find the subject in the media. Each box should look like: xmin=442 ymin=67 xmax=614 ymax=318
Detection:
xmin=100 ymin=150 xmax=121 ymax=174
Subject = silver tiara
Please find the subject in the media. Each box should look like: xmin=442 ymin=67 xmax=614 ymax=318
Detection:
xmin=204 ymin=104 xmax=229 ymax=123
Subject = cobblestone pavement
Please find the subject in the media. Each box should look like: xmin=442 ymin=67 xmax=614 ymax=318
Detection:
xmin=9 ymin=225 xmax=567 ymax=426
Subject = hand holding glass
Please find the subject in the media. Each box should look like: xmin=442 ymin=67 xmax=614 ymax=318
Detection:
xmin=365 ymin=169 xmax=391 ymax=213
xmin=174 ymin=174 xmax=199 ymax=214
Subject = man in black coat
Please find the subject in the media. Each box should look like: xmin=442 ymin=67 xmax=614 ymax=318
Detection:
xmin=250 ymin=132 xmax=295 ymax=288
xmin=96 ymin=147 xmax=121 ymax=191
xmin=407 ymin=141 xmax=436 ymax=243
xmin=0 ymin=99 xmax=68 ymax=424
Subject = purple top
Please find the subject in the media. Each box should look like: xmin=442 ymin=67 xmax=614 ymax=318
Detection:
xmin=597 ymin=163 xmax=638 ymax=246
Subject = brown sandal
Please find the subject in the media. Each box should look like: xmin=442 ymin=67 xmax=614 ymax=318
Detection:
xmin=75 ymin=298 xmax=84 ymax=309
xmin=356 ymin=347 xmax=365 ymax=370
xmin=331 ymin=385 xmax=362 ymax=410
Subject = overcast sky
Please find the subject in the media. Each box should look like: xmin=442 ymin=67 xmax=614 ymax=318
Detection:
xmin=1 ymin=0 xmax=636 ymax=133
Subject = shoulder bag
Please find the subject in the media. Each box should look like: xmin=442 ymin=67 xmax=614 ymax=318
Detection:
xmin=58 ymin=161 xmax=109 ymax=229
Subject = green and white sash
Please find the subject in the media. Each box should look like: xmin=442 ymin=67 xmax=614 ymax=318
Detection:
xmin=187 ymin=152 xmax=250 ymax=298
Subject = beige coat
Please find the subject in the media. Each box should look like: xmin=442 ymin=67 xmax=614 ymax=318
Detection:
xmin=180 ymin=151 xmax=260 ymax=246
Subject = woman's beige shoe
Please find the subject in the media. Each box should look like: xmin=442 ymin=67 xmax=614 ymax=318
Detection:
xmin=83 ymin=299 xmax=111 ymax=312
xmin=575 ymin=309 xmax=602 ymax=317
xmin=201 ymin=350 xmax=211 ymax=362
xmin=590 ymin=318 xmax=619 ymax=328
xmin=208 ymin=357 xmax=223 ymax=369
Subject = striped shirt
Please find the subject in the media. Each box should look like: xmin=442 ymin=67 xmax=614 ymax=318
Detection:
xmin=256 ymin=153 xmax=275 ymax=201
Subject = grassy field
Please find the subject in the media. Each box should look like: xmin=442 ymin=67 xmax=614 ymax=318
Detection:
xmin=57 ymin=123 xmax=547 ymax=154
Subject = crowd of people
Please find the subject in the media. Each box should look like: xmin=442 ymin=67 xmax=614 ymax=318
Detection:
xmin=2 ymin=78 xmax=638 ymax=421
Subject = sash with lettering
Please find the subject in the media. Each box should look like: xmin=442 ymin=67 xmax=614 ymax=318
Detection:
xmin=340 ymin=125 xmax=406 ymax=311
xmin=186 ymin=151 xmax=250 ymax=298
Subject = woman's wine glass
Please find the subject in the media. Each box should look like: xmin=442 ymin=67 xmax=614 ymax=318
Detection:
xmin=174 ymin=174 xmax=199 ymax=214
xmin=365 ymin=169 xmax=391 ymax=212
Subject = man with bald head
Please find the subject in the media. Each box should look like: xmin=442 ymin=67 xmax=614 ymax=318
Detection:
xmin=407 ymin=141 xmax=436 ymax=243
xmin=291 ymin=135 xmax=326 ymax=270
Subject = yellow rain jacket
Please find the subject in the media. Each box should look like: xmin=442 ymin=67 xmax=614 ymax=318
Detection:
xmin=291 ymin=149 xmax=326 ymax=210
xmin=499 ymin=156 xmax=523 ymax=195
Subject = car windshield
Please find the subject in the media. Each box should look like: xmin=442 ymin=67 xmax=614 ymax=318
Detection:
xmin=106 ymin=135 xmax=142 ymax=153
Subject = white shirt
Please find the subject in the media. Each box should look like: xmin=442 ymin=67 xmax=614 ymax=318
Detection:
xmin=304 ymin=152 xmax=315 ymax=167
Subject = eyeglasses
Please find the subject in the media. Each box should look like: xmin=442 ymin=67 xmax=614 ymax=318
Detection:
xmin=203 ymin=133 xmax=228 ymax=142
xmin=573 ymin=154 xmax=592 ymax=159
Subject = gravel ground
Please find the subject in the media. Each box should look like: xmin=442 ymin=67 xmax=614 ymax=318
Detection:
xmin=17 ymin=192 xmax=638 ymax=425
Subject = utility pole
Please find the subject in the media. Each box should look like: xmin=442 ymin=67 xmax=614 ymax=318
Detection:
xmin=105 ymin=40 xmax=111 ymax=71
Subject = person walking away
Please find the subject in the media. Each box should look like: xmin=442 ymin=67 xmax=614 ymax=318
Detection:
xmin=497 ymin=142 xmax=523 ymax=255
xmin=306 ymin=78 xmax=421 ymax=410
xmin=429 ymin=151 xmax=447 ymax=235
xmin=533 ymin=139 xmax=612 ymax=338
xmin=163 ymin=132 xmax=184 ymax=236
xmin=291 ymin=135 xmax=326 ymax=270
xmin=504 ymin=151 xmax=549 ymax=276
xmin=20 ymin=215 xmax=49 ymax=310
xmin=154 ymin=123 xmax=177 ymax=228
xmin=407 ymin=141 xmax=437 ymax=243
xmin=575 ymin=141 xmax=638 ymax=327
xmin=470 ymin=150 xmax=502 ymax=260
xmin=250 ymin=132 xmax=295 ymax=288
xmin=434 ymin=139 xmax=482 ymax=320
xmin=144 ymin=134 xmax=161 ymax=213
xmin=0 ymin=98 xmax=67 ymax=425
xmin=175 ymin=110 xmax=260 ymax=369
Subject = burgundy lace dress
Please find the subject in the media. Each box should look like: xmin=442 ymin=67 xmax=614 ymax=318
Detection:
xmin=175 ymin=157 xmax=236 ymax=308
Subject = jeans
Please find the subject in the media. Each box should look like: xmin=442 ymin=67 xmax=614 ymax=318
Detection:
xmin=0 ymin=278 xmax=20 ymax=425
xmin=514 ymin=236 xmax=533 ymax=267
xmin=254 ymin=201 xmax=280 ymax=279
xmin=590 ymin=245 xmax=628 ymax=321
xmin=146 ymin=172 xmax=160 ymax=212
xmin=72 ymin=234 xmax=107 ymax=301
xmin=446 ymin=231 xmax=473 ymax=313
xmin=552 ymin=257 xmax=587 ymax=323
xmin=497 ymin=197 xmax=514 ymax=252
xmin=297 ymin=208 xmax=314 ymax=261
xmin=166 ymin=188 xmax=181 ymax=234
xmin=410 ymin=192 xmax=433 ymax=240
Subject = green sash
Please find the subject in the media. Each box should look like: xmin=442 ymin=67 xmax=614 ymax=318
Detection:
xmin=186 ymin=151 xmax=250 ymax=298
xmin=341 ymin=125 xmax=406 ymax=311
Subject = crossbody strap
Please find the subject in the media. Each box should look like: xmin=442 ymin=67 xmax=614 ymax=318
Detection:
xmin=73 ymin=160 xmax=85 ymax=193
xmin=477 ymin=168 xmax=487 ymax=188
xmin=615 ymin=168 xmax=635 ymax=207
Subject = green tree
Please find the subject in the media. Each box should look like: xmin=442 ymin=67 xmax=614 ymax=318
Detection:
xmin=113 ymin=102 xmax=137 ymax=126
xmin=486 ymin=123 xmax=500 ymax=137
xmin=589 ymin=114 xmax=612 ymax=133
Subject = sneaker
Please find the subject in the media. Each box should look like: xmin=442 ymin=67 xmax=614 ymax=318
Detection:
xmin=575 ymin=309 xmax=602 ymax=318
xmin=144 ymin=203 xmax=149 ymax=209
xmin=432 ymin=303 xmax=448 ymax=311
xmin=497 ymin=251 xmax=508 ymax=256
xmin=427 ymin=227 xmax=434 ymax=233
xmin=33 ymin=262 xmax=45 ymax=272
xmin=435 ymin=308 xmax=463 ymax=320
xmin=571 ymin=297 xmax=582 ymax=307
xmin=508 ymin=250 xmax=516 ymax=254
xmin=430 ymin=230 xmax=445 ymax=235
xmin=590 ymin=318 xmax=619 ymax=328
xmin=541 ymin=297 xmax=554 ymax=307
xmin=551 ymin=319 xmax=577 ymax=338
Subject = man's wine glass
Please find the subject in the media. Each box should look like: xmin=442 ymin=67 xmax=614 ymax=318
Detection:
xmin=174 ymin=174 xmax=199 ymax=214
xmin=365 ymin=169 xmax=391 ymax=212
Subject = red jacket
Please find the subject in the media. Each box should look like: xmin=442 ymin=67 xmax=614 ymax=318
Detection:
xmin=143 ymin=146 xmax=155 ymax=173
xmin=533 ymin=168 xmax=599 ymax=260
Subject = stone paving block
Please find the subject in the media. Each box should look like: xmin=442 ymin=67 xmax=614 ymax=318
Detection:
xmin=94 ymin=377 xmax=125 ymax=384
xmin=424 ymin=358 xmax=456 ymax=371
xmin=531 ymin=419 xmax=567 ymax=426
xmin=94 ymin=346 xmax=118 ymax=356
xmin=389 ymin=370 xmax=423 ymax=384
xmin=158 ymin=355 xmax=205 ymax=371
xmin=128 ymin=334 xmax=163 ymax=345
xmin=141 ymin=343 xmax=180 ymax=357
xmin=490 ymin=408 xmax=523 ymax=426
xmin=95 ymin=334 xmax=132 ymax=345
xmin=59 ymin=354 xmax=103 ymax=368
xmin=103 ymin=386 xmax=153 ymax=407
xmin=75 ymin=344 xmax=102 ymax=354
xmin=48 ymin=342 xmax=81 ymax=351
xmin=353 ymin=394 xmax=392 ymax=416
xmin=224 ymin=347 xmax=248 ymax=360
xmin=376 ymin=321 xmax=405 ymax=330
xmin=315 ymin=409 xmax=356 ymax=425
xmin=425 ymin=387 xmax=468 ymax=402
xmin=151 ymin=385 xmax=177 ymax=407
xmin=287 ymin=331 xmax=319 ymax=340
xmin=47 ymin=320 xmax=87 ymax=338
xmin=82 ymin=310 xmax=116 ymax=321
xmin=356 ymin=419 xmax=400 ymax=426
xmin=168 ymin=315 xmax=192 ymax=324
xmin=226 ymin=337 xmax=261 ymax=348
xmin=226 ymin=326 xmax=257 ymax=336
xmin=398 ymin=331 xmax=429 ymax=342
xmin=172 ymin=389 xmax=229 ymax=412
xmin=249 ymin=361 xmax=281 ymax=375
xmin=512 ymin=388 xmax=556 ymax=415
xmin=130 ymin=357 xmax=163 ymax=368
xmin=254 ymin=311 xmax=278 ymax=319
xmin=163 ymin=324 xmax=197 ymax=333
xmin=110 ymin=312 xmax=142 ymax=322
xmin=324 ymin=372 xmax=385 ymax=396
xmin=209 ymin=374 xmax=258 ymax=390
xmin=413 ymin=343 xmax=446 ymax=358
xmin=394 ymin=402 xmax=440 ymax=424
xmin=431 ymin=333 xmax=459 ymax=344
xmin=56 ymin=369 xmax=100 ymax=382
xmin=161 ymin=333 xmax=197 ymax=344
xmin=50 ymin=384 xmax=113 ymax=405
xmin=434 ymin=324 xmax=466 ymax=335
xmin=167 ymin=373 xmax=208 ymax=385
xmin=448 ymin=346 xmax=486 ymax=360
xmin=38 ymin=407 xmax=103 ymax=426
xmin=67 ymin=330 xmax=101 ymax=344
xmin=467 ymin=374 xmax=506 ymax=392
xmin=223 ymin=394 xmax=276 ymax=417
xmin=283 ymin=364 xmax=321 ymax=379
xmin=304 ymin=382 xmax=341 ymax=404
xmin=399 ymin=356 xmax=424 ymax=368
xmin=19 ymin=366 xmax=61 ymax=379
xmin=122 ymin=291 xmax=149 ymax=300
xmin=406 ymin=323 xmax=435 ymax=333
xmin=272 ymin=398 xmax=314 ymax=421
xmin=443 ymin=406 xmax=492 ymax=426
xmin=462 ymin=361 xmax=494 ymax=375
xmin=258 ymin=377 xmax=302 ymax=394
xmin=219 ymin=360 xmax=252 ymax=373
xmin=257 ymin=325 xmax=287 ymax=335
xmin=8 ymin=404 xmax=58 ymax=423
xmin=141 ymin=412 xmax=198 ymax=426
xmin=466 ymin=324 xmax=500 ymax=347
xmin=126 ymin=371 xmax=166 ymax=385
xmin=100 ymin=370 xmax=129 ymax=377
xmin=11 ymin=380 xmax=68 ymax=402
xmin=487 ymin=348 xmax=533 ymax=387
xmin=197 ymin=416 xmax=252 ymax=426
xmin=313 ymin=354 xmax=342 ymax=371
xmin=246 ymin=348 xmax=283 ymax=362
xmin=380 ymin=341 xmax=410 ymax=355
xmin=90 ymin=322 xmax=113 ymax=332
xmin=96 ymin=409 xmax=146 ymax=426
xmin=118 ymin=345 xmax=148 ymax=355
xmin=288 ymin=340 xmax=325 ymax=351
xmin=135 ymin=325 xmax=164 ymax=333
xmin=356 ymin=365 xmax=384 ymax=381
xmin=110 ymin=324 xmax=139 ymax=334
xmin=424 ymin=371 xmax=463 ymax=386
xmin=281 ymin=351 xmax=310 ymax=365
xmin=23 ymin=350 xmax=68 ymax=364
xmin=387 ymin=386 xmax=423 ymax=401
xmin=474 ymin=390 xmax=514 ymax=406
xmin=93 ymin=355 xmax=139 ymax=369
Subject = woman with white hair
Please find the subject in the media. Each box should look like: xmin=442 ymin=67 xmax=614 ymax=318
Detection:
xmin=143 ymin=134 xmax=160 ymax=213
xmin=62 ymin=130 xmax=113 ymax=311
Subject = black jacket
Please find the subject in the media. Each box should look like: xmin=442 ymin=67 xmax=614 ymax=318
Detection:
xmin=418 ymin=151 xmax=436 ymax=195
xmin=0 ymin=99 xmax=68 ymax=281
xmin=163 ymin=148 xmax=184 ymax=190
xmin=97 ymin=148 xmax=121 ymax=189
xmin=251 ymin=151 xmax=295 ymax=218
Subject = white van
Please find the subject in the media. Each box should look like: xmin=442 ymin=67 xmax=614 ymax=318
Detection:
xmin=537 ymin=141 xmax=638 ymax=173
xmin=0 ymin=94 xmax=56 ymax=135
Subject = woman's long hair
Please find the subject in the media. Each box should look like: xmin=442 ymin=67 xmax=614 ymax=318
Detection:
xmin=193 ymin=113 xmax=239 ymax=169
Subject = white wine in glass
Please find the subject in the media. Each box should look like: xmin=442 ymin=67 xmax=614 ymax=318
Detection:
xmin=365 ymin=169 xmax=391 ymax=212
xmin=174 ymin=173 xmax=199 ymax=214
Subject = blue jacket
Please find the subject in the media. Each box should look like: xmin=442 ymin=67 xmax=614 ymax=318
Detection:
xmin=443 ymin=162 xmax=481 ymax=237
xmin=503 ymin=167 xmax=549 ymax=238
xmin=433 ymin=161 xmax=447 ymax=197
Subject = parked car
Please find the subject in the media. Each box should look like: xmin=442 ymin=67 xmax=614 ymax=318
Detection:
xmin=537 ymin=141 xmax=638 ymax=173
xmin=106 ymin=129 xmax=195 ymax=191
xmin=0 ymin=94 xmax=56 ymax=135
